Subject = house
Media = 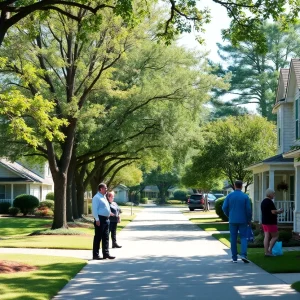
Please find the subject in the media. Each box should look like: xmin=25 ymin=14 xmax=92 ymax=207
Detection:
xmin=246 ymin=59 xmax=300 ymax=233
xmin=113 ymin=184 xmax=129 ymax=203
xmin=0 ymin=158 xmax=53 ymax=205
xmin=141 ymin=185 xmax=159 ymax=199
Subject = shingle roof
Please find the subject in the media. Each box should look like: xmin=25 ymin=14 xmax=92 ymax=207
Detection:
xmin=291 ymin=59 xmax=300 ymax=88
xmin=275 ymin=69 xmax=289 ymax=105
xmin=262 ymin=153 xmax=294 ymax=163
xmin=0 ymin=159 xmax=44 ymax=183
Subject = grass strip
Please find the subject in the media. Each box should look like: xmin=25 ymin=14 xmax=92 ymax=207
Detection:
xmin=212 ymin=233 xmax=300 ymax=273
xmin=189 ymin=217 xmax=223 ymax=223
xmin=197 ymin=223 xmax=229 ymax=231
xmin=0 ymin=253 xmax=87 ymax=300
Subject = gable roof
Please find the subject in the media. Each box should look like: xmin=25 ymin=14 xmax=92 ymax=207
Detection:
xmin=0 ymin=159 xmax=45 ymax=183
xmin=285 ymin=59 xmax=300 ymax=99
xmin=275 ymin=68 xmax=289 ymax=104
xmin=245 ymin=154 xmax=294 ymax=171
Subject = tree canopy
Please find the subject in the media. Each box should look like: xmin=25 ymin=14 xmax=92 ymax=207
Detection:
xmin=183 ymin=115 xmax=277 ymax=192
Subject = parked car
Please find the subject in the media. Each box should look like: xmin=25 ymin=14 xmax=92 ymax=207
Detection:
xmin=187 ymin=194 xmax=205 ymax=211
xmin=203 ymin=193 xmax=217 ymax=209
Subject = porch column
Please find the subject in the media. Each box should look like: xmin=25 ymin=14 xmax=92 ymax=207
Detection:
xmin=11 ymin=184 xmax=13 ymax=206
xmin=294 ymin=166 xmax=300 ymax=233
xmin=269 ymin=170 xmax=275 ymax=190
xmin=260 ymin=172 xmax=268 ymax=223
xmin=253 ymin=174 xmax=260 ymax=222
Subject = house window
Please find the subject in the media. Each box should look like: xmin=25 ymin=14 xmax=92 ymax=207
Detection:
xmin=278 ymin=128 xmax=281 ymax=146
xmin=296 ymin=99 xmax=299 ymax=139
xmin=0 ymin=185 xmax=5 ymax=199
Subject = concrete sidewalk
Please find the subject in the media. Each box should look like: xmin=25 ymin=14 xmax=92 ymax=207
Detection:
xmin=1 ymin=207 xmax=299 ymax=299
xmin=54 ymin=207 xmax=299 ymax=299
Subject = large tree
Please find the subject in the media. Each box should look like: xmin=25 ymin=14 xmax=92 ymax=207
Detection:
xmin=210 ymin=22 xmax=300 ymax=121
xmin=184 ymin=115 xmax=277 ymax=192
xmin=0 ymin=1 xmax=298 ymax=48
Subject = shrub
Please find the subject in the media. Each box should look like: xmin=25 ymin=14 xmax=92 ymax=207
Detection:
xmin=39 ymin=200 xmax=54 ymax=210
xmin=0 ymin=201 xmax=11 ymax=214
xmin=34 ymin=207 xmax=54 ymax=217
xmin=140 ymin=197 xmax=148 ymax=204
xmin=173 ymin=189 xmax=188 ymax=203
xmin=279 ymin=230 xmax=292 ymax=242
xmin=13 ymin=194 xmax=40 ymax=216
xmin=8 ymin=207 xmax=20 ymax=216
xmin=215 ymin=197 xmax=228 ymax=221
xmin=45 ymin=192 xmax=54 ymax=200
xmin=88 ymin=203 xmax=92 ymax=214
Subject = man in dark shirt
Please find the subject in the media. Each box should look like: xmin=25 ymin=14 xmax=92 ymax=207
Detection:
xmin=261 ymin=188 xmax=284 ymax=256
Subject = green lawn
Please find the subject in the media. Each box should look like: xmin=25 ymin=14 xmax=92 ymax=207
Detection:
xmin=0 ymin=254 xmax=87 ymax=300
xmin=212 ymin=233 xmax=300 ymax=273
xmin=197 ymin=223 xmax=229 ymax=231
xmin=189 ymin=217 xmax=223 ymax=223
xmin=0 ymin=215 xmax=134 ymax=249
xmin=291 ymin=281 xmax=300 ymax=292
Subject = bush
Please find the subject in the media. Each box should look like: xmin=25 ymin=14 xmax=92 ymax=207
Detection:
xmin=173 ymin=189 xmax=188 ymax=203
xmin=0 ymin=201 xmax=11 ymax=214
xmin=34 ymin=207 xmax=54 ymax=217
xmin=215 ymin=197 xmax=228 ymax=221
xmin=8 ymin=206 xmax=20 ymax=216
xmin=88 ymin=203 xmax=92 ymax=214
xmin=45 ymin=192 xmax=54 ymax=200
xmin=13 ymin=194 xmax=40 ymax=216
xmin=279 ymin=230 xmax=292 ymax=242
xmin=39 ymin=200 xmax=54 ymax=210
xmin=140 ymin=197 xmax=148 ymax=204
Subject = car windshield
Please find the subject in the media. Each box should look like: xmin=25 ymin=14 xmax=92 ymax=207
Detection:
xmin=204 ymin=194 xmax=216 ymax=200
xmin=190 ymin=194 xmax=203 ymax=200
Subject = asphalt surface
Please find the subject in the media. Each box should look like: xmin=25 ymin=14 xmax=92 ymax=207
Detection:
xmin=1 ymin=206 xmax=299 ymax=299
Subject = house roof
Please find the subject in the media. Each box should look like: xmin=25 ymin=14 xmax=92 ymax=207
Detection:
xmin=142 ymin=185 xmax=159 ymax=192
xmin=275 ymin=68 xmax=289 ymax=104
xmin=245 ymin=154 xmax=294 ymax=170
xmin=283 ymin=148 xmax=300 ymax=158
xmin=0 ymin=159 xmax=45 ymax=183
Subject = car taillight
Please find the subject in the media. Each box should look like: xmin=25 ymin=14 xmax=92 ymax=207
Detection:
xmin=200 ymin=198 xmax=204 ymax=204
xmin=187 ymin=199 xmax=190 ymax=203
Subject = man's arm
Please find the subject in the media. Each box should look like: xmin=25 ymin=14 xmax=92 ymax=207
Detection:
xmin=92 ymin=196 xmax=99 ymax=222
xmin=222 ymin=196 xmax=229 ymax=217
xmin=246 ymin=197 xmax=252 ymax=223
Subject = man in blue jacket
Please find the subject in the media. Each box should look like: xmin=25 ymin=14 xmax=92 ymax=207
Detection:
xmin=222 ymin=180 xmax=252 ymax=263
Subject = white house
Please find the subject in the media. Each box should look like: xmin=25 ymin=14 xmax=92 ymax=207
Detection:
xmin=246 ymin=59 xmax=300 ymax=233
xmin=113 ymin=184 xmax=129 ymax=203
xmin=0 ymin=158 xmax=54 ymax=205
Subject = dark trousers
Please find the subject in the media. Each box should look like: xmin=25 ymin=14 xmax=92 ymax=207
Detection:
xmin=93 ymin=215 xmax=110 ymax=258
xmin=109 ymin=222 xmax=118 ymax=246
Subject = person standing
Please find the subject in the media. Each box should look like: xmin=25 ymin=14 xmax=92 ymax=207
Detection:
xmin=222 ymin=180 xmax=252 ymax=263
xmin=261 ymin=188 xmax=284 ymax=256
xmin=92 ymin=183 xmax=115 ymax=260
xmin=107 ymin=191 xmax=122 ymax=248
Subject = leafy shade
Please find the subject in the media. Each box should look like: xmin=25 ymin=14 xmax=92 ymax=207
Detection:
xmin=185 ymin=115 xmax=276 ymax=192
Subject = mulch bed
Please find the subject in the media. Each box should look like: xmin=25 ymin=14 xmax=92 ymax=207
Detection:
xmin=0 ymin=260 xmax=38 ymax=273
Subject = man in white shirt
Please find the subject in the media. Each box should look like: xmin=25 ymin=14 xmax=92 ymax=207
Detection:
xmin=92 ymin=183 xmax=115 ymax=260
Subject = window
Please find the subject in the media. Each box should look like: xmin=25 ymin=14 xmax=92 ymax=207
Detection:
xmin=278 ymin=128 xmax=281 ymax=146
xmin=296 ymin=99 xmax=299 ymax=139
xmin=0 ymin=185 xmax=5 ymax=199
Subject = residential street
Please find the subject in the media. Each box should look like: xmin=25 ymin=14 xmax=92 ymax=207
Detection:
xmin=51 ymin=206 xmax=299 ymax=299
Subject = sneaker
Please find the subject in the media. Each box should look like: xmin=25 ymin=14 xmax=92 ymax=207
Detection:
xmin=232 ymin=260 xmax=237 ymax=263
xmin=241 ymin=256 xmax=250 ymax=263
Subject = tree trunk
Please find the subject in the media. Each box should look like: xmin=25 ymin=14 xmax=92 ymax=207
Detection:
xmin=72 ymin=177 xmax=79 ymax=219
xmin=51 ymin=172 xmax=68 ymax=229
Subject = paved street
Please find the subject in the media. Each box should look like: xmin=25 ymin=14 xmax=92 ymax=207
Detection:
xmin=51 ymin=207 xmax=299 ymax=299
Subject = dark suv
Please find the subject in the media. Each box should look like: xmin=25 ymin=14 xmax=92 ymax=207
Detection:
xmin=187 ymin=194 xmax=205 ymax=211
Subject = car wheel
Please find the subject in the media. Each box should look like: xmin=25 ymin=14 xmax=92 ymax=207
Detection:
xmin=189 ymin=208 xmax=194 ymax=211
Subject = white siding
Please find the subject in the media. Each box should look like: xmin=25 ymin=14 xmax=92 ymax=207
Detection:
xmin=0 ymin=165 xmax=19 ymax=178
xmin=30 ymin=185 xmax=41 ymax=201
xmin=281 ymin=103 xmax=294 ymax=152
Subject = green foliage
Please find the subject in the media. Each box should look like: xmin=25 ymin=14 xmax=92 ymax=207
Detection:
xmin=46 ymin=192 xmax=54 ymax=200
xmin=140 ymin=198 xmax=148 ymax=204
xmin=215 ymin=197 xmax=228 ymax=221
xmin=211 ymin=22 xmax=300 ymax=121
xmin=0 ymin=201 xmax=11 ymax=214
xmin=278 ymin=230 xmax=293 ymax=243
xmin=13 ymin=194 xmax=40 ymax=216
xmin=34 ymin=207 xmax=54 ymax=217
xmin=173 ymin=189 xmax=188 ymax=202
xmin=39 ymin=200 xmax=54 ymax=210
xmin=185 ymin=115 xmax=276 ymax=190
xmin=8 ymin=206 xmax=20 ymax=216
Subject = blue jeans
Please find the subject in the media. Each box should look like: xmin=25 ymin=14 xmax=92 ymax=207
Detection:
xmin=229 ymin=223 xmax=248 ymax=261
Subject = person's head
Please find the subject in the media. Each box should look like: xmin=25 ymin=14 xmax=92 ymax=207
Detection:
xmin=107 ymin=191 xmax=115 ymax=202
xmin=234 ymin=180 xmax=243 ymax=190
xmin=265 ymin=188 xmax=275 ymax=199
xmin=98 ymin=183 xmax=107 ymax=195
